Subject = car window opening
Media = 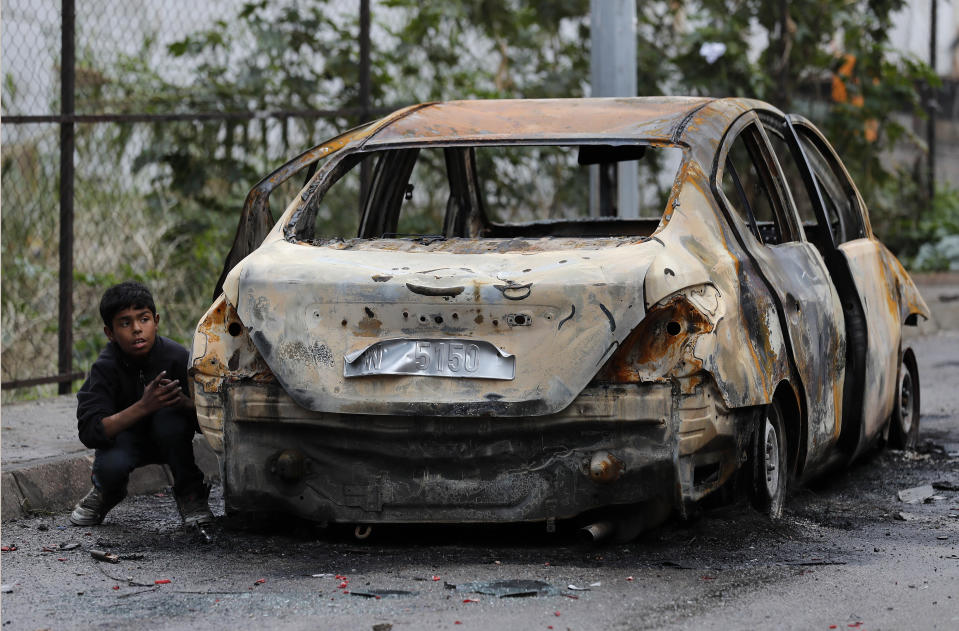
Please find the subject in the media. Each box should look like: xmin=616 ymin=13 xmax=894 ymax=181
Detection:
xmin=291 ymin=143 xmax=684 ymax=243
xmin=722 ymin=129 xmax=789 ymax=246
xmin=725 ymin=156 xmax=762 ymax=241
xmin=795 ymin=130 xmax=868 ymax=243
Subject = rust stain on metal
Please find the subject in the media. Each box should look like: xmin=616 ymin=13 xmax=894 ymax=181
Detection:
xmin=588 ymin=451 xmax=625 ymax=483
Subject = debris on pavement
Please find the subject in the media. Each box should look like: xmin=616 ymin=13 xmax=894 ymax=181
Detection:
xmin=0 ymin=585 xmax=12 ymax=593
xmin=932 ymin=480 xmax=959 ymax=491
xmin=1 ymin=545 xmax=17 ymax=552
xmin=59 ymin=542 xmax=80 ymax=550
xmin=918 ymin=441 xmax=948 ymax=456
xmin=371 ymin=624 xmax=392 ymax=631
xmin=449 ymin=579 xmax=558 ymax=598
xmin=350 ymin=589 xmax=415 ymax=598
xmin=896 ymin=511 xmax=921 ymax=521
xmin=784 ymin=559 xmax=847 ymax=566
xmin=660 ymin=560 xmax=694 ymax=569
xmin=119 ymin=553 xmax=146 ymax=561
xmin=154 ymin=579 xmax=171 ymax=585
xmin=194 ymin=524 xmax=214 ymax=544
xmin=90 ymin=550 xmax=119 ymax=563
xmin=897 ymin=484 xmax=935 ymax=504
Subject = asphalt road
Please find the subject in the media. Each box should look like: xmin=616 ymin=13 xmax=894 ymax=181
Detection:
xmin=2 ymin=332 xmax=958 ymax=630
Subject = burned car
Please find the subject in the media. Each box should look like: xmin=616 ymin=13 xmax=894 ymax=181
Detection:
xmin=191 ymin=98 xmax=928 ymax=538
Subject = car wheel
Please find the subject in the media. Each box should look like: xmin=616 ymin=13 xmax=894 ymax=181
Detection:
xmin=750 ymin=400 xmax=787 ymax=519
xmin=888 ymin=351 xmax=920 ymax=450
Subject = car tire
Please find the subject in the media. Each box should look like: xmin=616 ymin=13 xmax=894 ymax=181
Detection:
xmin=888 ymin=350 xmax=920 ymax=450
xmin=750 ymin=400 xmax=787 ymax=519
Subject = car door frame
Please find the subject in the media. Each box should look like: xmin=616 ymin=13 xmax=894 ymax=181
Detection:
xmin=712 ymin=111 xmax=848 ymax=477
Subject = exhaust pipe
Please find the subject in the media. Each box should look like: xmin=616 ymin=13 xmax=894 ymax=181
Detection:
xmin=354 ymin=524 xmax=372 ymax=540
xmin=579 ymin=520 xmax=615 ymax=543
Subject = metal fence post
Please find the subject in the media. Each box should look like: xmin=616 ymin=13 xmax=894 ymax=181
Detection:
xmin=359 ymin=0 xmax=372 ymax=206
xmin=58 ymin=0 xmax=76 ymax=394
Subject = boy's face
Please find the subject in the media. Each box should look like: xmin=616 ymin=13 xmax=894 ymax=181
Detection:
xmin=105 ymin=306 xmax=159 ymax=359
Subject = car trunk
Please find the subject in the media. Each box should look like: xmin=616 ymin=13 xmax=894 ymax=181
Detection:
xmin=225 ymin=235 xmax=660 ymax=416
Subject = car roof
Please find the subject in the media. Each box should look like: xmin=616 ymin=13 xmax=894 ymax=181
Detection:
xmin=362 ymin=97 xmax=769 ymax=148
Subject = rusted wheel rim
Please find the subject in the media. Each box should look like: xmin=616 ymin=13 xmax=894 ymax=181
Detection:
xmin=763 ymin=418 xmax=781 ymax=498
xmin=899 ymin=370 xmax=914 ymax=434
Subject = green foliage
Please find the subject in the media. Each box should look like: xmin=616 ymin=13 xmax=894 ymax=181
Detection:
xmin=379 ymin=0 xmax=590 ymax=100
xmin=877 ymin=179 xmax=959 ymax=269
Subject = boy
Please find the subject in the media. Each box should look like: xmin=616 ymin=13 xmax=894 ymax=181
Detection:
xmin=70 ymin=281 xmax=213 ymax=527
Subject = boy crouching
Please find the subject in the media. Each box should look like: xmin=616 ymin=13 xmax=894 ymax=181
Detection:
xmin=70 ymin=281 xmax=213 ymax=527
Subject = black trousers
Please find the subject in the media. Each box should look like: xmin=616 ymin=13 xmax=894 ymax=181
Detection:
xmin=92 ymin=407 xmax=204 ymax=499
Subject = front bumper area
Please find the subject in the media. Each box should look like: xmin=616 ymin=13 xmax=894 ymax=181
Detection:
xmin=199 ymin=377 xmax=749 ymax=524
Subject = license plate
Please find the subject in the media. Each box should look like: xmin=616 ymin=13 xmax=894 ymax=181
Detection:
xmin=344 ymin=339 xmax=515 ymax=380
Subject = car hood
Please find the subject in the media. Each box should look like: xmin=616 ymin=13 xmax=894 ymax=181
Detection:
xmin=223 ymin=236 xmax=660 ymax=416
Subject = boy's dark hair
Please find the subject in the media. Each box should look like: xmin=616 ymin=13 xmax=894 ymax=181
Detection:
xmin=100 ymin=281 xmax=156 ymax=328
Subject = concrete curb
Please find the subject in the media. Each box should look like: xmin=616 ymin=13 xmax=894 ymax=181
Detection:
xmin=1 ymin=437 xmax=219 ymax=522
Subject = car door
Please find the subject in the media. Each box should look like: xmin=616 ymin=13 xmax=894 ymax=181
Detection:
xmin=715 ymin=114 xmax=847 ymax=474
xmin=785 ymin=116 xmax=902 ymax=457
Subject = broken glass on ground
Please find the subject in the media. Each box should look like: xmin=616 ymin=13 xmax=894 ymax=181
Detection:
xmin=897 ymin=484 xmax=935 ymax=504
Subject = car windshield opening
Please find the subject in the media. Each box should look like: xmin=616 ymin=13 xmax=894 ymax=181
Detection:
xmin=290 ymin=143 xmax=685 ymax=243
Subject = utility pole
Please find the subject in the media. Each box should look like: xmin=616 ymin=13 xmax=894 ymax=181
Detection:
xmin=927 ymin=0 xmax=937 ymax=205
xmin=589 ymin=0 xmax=638 ymax=218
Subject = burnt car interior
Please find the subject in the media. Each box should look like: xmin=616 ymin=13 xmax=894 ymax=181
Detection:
xmin=289 ymin=143 xmax=683 ymax=244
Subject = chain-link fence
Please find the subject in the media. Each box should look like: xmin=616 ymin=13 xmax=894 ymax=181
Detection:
xmin=2 ymin=0 xmax=375 ymax=400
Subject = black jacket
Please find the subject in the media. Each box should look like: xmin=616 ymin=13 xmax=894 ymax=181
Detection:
xmin=76 ymin=336 xmax=196 ymax=449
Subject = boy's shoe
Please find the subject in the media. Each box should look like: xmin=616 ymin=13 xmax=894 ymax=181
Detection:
xmin=69 ymin=486 xmax=123 ymax=526
xmin=176 ymin=482 xmax=214 ymax=526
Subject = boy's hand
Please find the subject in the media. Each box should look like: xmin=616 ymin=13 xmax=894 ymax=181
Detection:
xmin=140 ymin=371 xmax=181 ymax=413
xmin=101 ymin=370 xmax=194 ymax=439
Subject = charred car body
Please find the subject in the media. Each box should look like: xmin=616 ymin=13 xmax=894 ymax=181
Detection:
xmin=191 ymin=98 xmax=928 ymax=535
